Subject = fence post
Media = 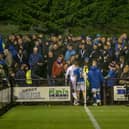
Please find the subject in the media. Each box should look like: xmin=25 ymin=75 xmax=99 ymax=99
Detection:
xmin=102 ymin=80 xmax=106 ymax=105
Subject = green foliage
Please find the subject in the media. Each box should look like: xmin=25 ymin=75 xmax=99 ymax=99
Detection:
xmin=0 ymin=0 xmax=129 ymax=35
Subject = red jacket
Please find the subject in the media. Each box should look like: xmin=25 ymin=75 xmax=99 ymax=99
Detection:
xmin=52 ymin=61 xmax=64 ymax=77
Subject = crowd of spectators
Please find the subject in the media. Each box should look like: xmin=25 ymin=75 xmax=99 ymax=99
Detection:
xmin=0 ymin=33 xmax=129 ymax=88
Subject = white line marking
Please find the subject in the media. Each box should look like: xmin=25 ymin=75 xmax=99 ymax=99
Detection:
xmin=84 ymin=105 xmax=101 ymax=129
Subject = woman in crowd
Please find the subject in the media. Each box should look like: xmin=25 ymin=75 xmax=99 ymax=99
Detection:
xmin=119 ymin=65 xmax=129 ymax=85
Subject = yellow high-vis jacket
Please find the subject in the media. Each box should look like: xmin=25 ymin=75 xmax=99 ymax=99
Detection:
xmin=26 ymin=69 xmax=32 ymax=85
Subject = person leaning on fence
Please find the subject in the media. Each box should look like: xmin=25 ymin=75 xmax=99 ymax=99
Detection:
xmin=88 ymin=59 xmax=104 ymax=106
xmin=104 ymin=61 xmax=117 ymax=104
xmin=119 ymin=65 xmax=129 ymax=85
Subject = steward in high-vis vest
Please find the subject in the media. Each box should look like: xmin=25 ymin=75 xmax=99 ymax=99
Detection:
xmin=83 ymin=58 xmax=91 ymax=102
xmin=83 ymin=58 xmax=89 ymax=87
xmin=25 ymin=65 xmax=32 ymax=85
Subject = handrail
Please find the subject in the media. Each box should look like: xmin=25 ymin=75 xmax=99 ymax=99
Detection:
xmin=104 ymin=78 xmax=129 ymax=80
xmin=0 ymin=77 xmax=129 ymax=81
xmin=0 ymin=78 xmax=64 ymax=80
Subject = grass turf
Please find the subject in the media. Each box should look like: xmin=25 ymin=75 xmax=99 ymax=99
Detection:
xmin=1 ymin=105 xmax=129 ymax=129
xmin=90 ymin=106 xmax=129 ymax=129
xmin=0 ymin=105 xmax=94 ymax=129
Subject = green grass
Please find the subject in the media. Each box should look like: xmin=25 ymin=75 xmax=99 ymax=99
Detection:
xmin=1 ymin=105 xmax=129 ymax=129
xmin=90 ymin=106 xmax=129 ymax=129
xmin=0 ymin=105 xmax=94 ymax=129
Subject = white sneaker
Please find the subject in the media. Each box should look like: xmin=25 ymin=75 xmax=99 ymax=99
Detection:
xmin=73 ymin=100 xmax=79 ymax=106
xmin=92 ymin=103 xmax=97 ymax=106
xmin=74 ymin=102 xmax=79 ymax=106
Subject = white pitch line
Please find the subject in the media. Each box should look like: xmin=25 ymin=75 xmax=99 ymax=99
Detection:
xmin=84 ymin=105 xmax=101 ymax=129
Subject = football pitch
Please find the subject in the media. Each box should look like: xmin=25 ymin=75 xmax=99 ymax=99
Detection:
xmin=0 ymin=105 xmax=129 ymax=129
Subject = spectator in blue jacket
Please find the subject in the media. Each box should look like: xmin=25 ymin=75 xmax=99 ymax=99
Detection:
xmin=29 ymin=47 xmax=43 ymax=78
xmin=29 ymin=47 xmax=43 ymax=68
xmin=105 ymin=61 xmax=117 ymax=87
xmin=88 ymin=60 xmax=103 ymax=106
xmin=64 ymin=44 xmax=76 ymax=61
xmin=0 ymin=35 xmax=4 ymax=53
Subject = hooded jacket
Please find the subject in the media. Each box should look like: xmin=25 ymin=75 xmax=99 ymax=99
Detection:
xmin=88 ymin=66 xmax=103 ymax=88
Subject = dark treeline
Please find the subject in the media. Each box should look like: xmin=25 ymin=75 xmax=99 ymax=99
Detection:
xmin=0 ymin=0 xmax=129 ymax=35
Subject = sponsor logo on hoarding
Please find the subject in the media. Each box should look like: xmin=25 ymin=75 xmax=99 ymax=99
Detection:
xmin=14 ymin=87 xmax=71 ymax=102
xmin=114 ymin=85 xmax=128 ymax=101
xmin=18 ymin=88 xmax=41 ymax=99
xmin=49 ymin=88 xmax=69 ymax=99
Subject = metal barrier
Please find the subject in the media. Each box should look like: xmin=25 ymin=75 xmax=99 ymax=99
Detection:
xmin=0 ymin=81 xmax=13 ymax=115
xmin=15 ymin=78 xmax=66 ymax=87
xmin=1 ymin=77 xmax=129 ymax=107
xmin=0 ymin=87 xmax=11 ymax=110
xmin=12 ymin=78 xmax=129 ymax=105
xmin=103 ymin=78 xmax=129 ymax=105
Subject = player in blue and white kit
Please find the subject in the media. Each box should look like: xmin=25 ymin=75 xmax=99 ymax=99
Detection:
xmin=65 ymin=61 xmax=78 ymax=103
xmin=88 ymin=60 xmax=103 ymax=106
xmin=74 ymin=62 xmax=86 ymax=105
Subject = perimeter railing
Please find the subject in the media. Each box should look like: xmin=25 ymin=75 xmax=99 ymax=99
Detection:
xmin=0 ymin=78 xmax=12 ymax=115
xmin=13 ymin=78 xmax=71 ymax=103
xmin=0 ymin=77 xmax=129 ymax=108
xmin=103 ymin=78 xmax=129 ymax=105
